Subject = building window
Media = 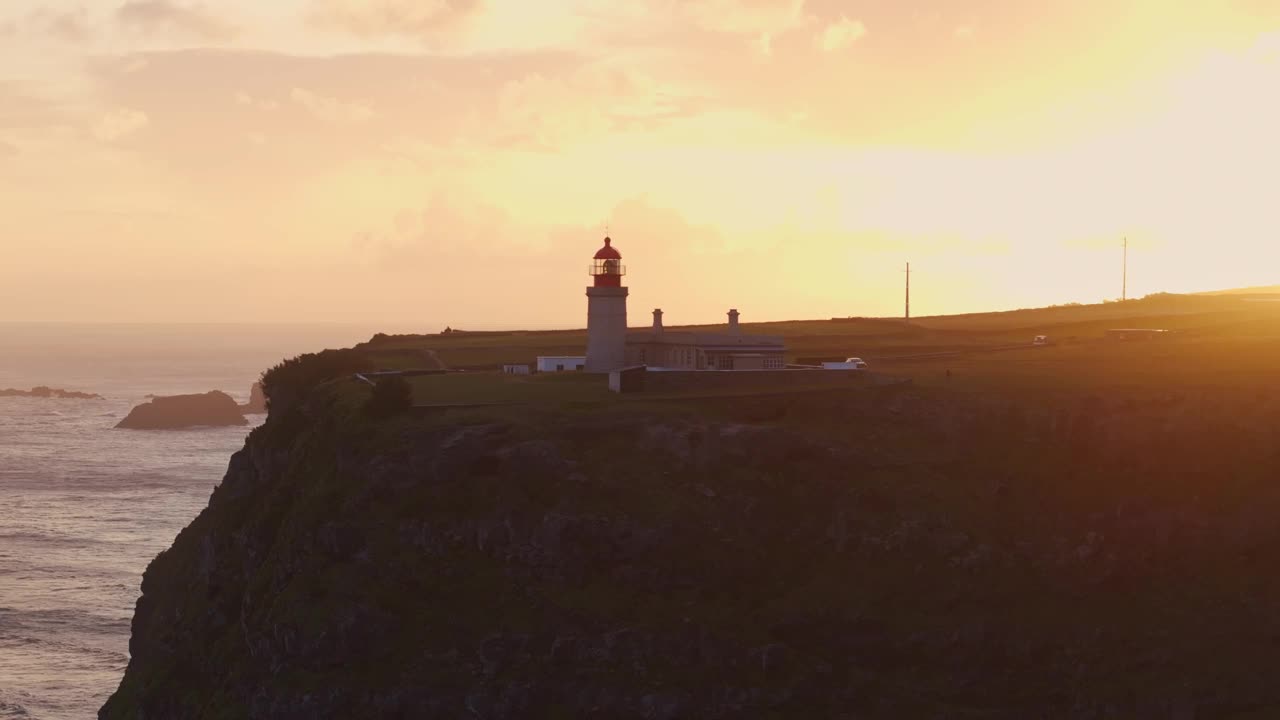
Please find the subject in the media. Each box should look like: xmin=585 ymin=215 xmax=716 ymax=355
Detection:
xmin=640 ymin=349 xmax=646 ymax=363
xmin=556 ymin=364 xmax=564 ymax=371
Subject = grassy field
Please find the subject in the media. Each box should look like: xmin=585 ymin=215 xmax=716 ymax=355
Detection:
xmin=356 ymin=292 xmax=1279 ymax=373
xmin=877 ymin=332 xmax=1280 ymax=395
xmin=328 ymin=291 xmax=1280 ymax=411
xmin=406 ymin=370 xmax=611 ymax=406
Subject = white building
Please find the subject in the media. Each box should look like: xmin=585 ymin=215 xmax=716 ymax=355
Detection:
xmin=536 ymin=356 xmax=586 ymax=372
xmin=502 ymin=364 xmax=531 ymax=375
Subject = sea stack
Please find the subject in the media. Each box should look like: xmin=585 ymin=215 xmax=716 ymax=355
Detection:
xmin=239 ymin=382 xmax=267 ymax=414
xmin=116 ymin=391 xmax=248 ymax=430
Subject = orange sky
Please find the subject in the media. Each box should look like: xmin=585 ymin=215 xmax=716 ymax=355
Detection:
xmin=1 ymin=0 xmax=1277 ymax=328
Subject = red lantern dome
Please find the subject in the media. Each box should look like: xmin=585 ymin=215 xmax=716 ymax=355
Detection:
xmin=594 ymin=236 xmax=622 ymax=260
xmin=589 ymin=236 xmax=625 ymax=287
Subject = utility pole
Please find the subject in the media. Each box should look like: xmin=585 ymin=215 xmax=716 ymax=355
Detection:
xmin=1122 ymin=237 xmax=1128 ymax=301
xmin=904 ymin=261 xmax=911 ymax=324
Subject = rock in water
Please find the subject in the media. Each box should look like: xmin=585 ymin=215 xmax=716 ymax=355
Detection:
xmin=116 ymin=391 xmax=248 ymax=430
xmin=239 ymin=382 xmax=267 ymax=414
xmin=0 ymin=386 xmax=103 ymax=399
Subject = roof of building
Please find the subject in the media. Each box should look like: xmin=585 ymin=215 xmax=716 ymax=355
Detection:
xmin=593 ymin=236 xmax=622 ymax=260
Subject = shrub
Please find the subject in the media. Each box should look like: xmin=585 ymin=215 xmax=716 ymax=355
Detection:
xmin=366 ymin=376 xmax=413 ymax=418
xmin=261 ymin=348 xmax=369 ymax=415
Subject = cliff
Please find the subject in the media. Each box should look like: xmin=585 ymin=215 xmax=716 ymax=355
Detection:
xmin=116 ymin=391 xmax=249 ymax=430
xmin=102 ymin=373 xmax=1280 ymax=718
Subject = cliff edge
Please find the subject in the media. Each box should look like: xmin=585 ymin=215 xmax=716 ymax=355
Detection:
xmin=102 ymin=361 xmax=1280 ymax=718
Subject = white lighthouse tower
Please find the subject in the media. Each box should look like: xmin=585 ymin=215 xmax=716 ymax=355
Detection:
xmin=585 ymin=236 xmax=628 ymax=373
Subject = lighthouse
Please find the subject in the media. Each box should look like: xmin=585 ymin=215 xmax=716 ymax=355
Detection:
xmin=585 ymin=236 xmax=628 ymax=373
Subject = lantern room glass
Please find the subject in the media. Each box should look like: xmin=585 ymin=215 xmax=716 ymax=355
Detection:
xmin=590 ymin=258 xmax=626 ymax=277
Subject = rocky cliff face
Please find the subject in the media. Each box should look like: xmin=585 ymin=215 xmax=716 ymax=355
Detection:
xmin=102 ymin=383 xmax=1280 ymax=719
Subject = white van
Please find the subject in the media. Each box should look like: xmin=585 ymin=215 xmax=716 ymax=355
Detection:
xmin=822 ymin=358 xmax=869 ymax=370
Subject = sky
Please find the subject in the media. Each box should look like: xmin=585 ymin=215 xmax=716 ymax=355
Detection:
xmin=1 ymin=0 xmax=1277 ymax=328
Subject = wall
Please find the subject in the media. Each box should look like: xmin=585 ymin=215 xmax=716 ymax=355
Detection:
xmin=608 ymin=366 xmax=646 ymax=393
xmin=641 ymin=368 xmax=876 ymax=394
xmin=536 ymin=357 xmax=585 ymax=372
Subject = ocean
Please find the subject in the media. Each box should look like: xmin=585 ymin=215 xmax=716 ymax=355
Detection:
xmin=0 ymin=323 xmax=384 ymax=720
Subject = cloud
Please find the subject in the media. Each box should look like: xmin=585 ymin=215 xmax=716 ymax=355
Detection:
xmin=754 ymin=32 xmax=774 ymax=57
xmin=14 ymin=8 xmax=94 ymax=42
xmin=0 ymin=139 xmax=17 ymax=158
xmin=290 ymin=88 xmax=375 ymax=124
xmin=954 ymin=24 xmax=975 ymax=40
xmin=92 ymin=108 xmax=150 ymax=141
xmin=307 ymin=0 xmax=480 ymax=40
xmin=116 ymin=1 xmax=236 ymax=41
xmin=681 ymin=0 xmax=810 ymax=37
xmin=84 ymin=48 xmax=586 ymax=182
xmin=234 ymin=91 xmax=279 ymax=111
xmin=817 ymin=16 xmax=866 ymax=52
xmin=341 ymin=193 xmax=743 ymax=327
xmin=490 ymin=63 xmax=710 ymax=150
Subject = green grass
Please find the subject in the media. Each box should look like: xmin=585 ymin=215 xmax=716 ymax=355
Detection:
xmin=354 ymin=292 xmax=1280 ymax=371
xmin=357 ymin=292 xmax=1280 ymax=410
xmin=878 ymin=332 xmax=1280 ymax=395
xmin=407 ymin=370 xmax=612 ymax=406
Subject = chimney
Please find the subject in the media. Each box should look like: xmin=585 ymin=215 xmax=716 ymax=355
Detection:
xmin=728 ymin=308 xmax=740 ymax=335
xmin=653 ymin=308 xmax=664 ymax=333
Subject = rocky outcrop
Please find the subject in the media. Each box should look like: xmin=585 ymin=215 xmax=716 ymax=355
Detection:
xmin=102 ymin=381 xmax=1280 ymax=718
xmin=239 ymin=382 xmax=267 ymax=414
xmin=116 ymin=391 xmax=248 ymax=430
xmin=1 ymin=386 xmax=102 ymax=399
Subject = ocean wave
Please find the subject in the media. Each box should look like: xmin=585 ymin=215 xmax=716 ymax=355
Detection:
xmin=0 ymin=606 xmax=130 ymax=636
xmin=0 ymin=700 xmax=32 ymax=719
xmin=1 ymin=633 xmax=130 ymax=665
xmin=0 ymin=531 xmax=86 ymax=547
xmin=0 ymin=688 xmax=36 ymax=719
